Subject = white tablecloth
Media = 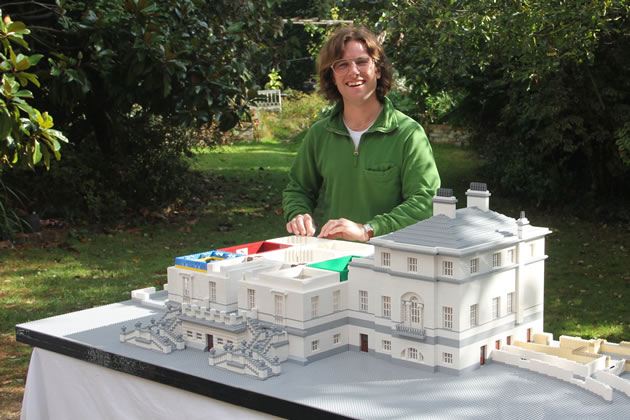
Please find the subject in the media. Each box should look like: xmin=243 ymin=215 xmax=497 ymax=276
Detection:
xmin=21 ymin=348 xmax=281 ymax=420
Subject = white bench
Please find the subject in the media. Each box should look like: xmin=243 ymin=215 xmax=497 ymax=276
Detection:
xmin=255 ymin=89 xmax=282 ymax=112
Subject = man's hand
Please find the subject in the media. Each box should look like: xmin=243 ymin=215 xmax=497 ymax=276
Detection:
xmin=286 ymin=214 xmax=317 ymax=236
xmin=318 ymin=218 xmax=369 ymax=242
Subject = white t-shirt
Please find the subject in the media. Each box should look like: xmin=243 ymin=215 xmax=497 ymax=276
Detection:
xmin=344 ymin=122 xmax=370 ymax=150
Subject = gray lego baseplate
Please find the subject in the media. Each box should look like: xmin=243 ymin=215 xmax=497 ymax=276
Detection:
xmin=17 ymin=295 xmax=630 ymax=420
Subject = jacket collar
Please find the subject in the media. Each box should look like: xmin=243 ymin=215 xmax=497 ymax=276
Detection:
xmin=326 ymin=96 xmax=398 ymax=136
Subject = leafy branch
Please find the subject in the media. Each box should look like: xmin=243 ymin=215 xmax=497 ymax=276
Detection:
xmin=0 ymin=9 xmax=68 ymax=170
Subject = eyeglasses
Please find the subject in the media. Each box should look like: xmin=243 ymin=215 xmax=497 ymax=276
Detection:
xmin=330 ymin=56 xmax=375 ymax=74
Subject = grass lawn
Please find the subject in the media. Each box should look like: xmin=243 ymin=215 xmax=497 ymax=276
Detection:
xmin=1 ymin=136 xmax=629 ymax=418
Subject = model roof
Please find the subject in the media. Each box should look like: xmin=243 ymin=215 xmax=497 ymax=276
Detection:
xmin=374 ymin=207 xmax=523 ymax=250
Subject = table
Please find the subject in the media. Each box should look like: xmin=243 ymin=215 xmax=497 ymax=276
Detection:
xmin=21 ymin=348 xmax=280 ymax=420
xmin=17 ymin=297 xmax=630 ymax=419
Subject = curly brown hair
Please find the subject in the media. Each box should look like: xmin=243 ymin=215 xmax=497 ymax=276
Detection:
xmin=318 ymin=26 xmax=393 ymax=103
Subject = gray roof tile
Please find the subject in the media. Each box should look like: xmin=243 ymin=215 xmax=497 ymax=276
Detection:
xmin=379 ymin=207 xmax=519 ymax=249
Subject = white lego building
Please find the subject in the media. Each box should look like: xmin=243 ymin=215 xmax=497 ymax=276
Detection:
xmin=349 ymin=183 xmax=551 ymax=373
xmin=122 ymin=183 xmax=553 ymax=378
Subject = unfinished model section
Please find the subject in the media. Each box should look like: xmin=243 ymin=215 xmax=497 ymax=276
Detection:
xmin=121 ymin=234 xmax=374 ymax=378
xmin=493 ymin=333 xmax=630 ymax=401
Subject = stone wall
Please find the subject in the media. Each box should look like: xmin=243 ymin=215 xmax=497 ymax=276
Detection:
xmin=426 ymin=124 xmax=470 ymax=145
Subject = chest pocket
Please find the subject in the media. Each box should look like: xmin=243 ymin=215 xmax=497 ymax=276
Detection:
xmin=364 ymin=162 xmax=398 ymax=183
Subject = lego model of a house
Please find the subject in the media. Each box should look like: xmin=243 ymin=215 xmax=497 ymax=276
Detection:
xmin=122 ymin=183 xmax=552 ymax=378
xmin=351 ymin=183 xmax=551 ymax=374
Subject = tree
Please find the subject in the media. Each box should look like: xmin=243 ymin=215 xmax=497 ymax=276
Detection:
xmin=269 ymin=0 xmax=340 ymax=91
xmin=1 ymin=0 xmax=284 ymax=220
xmin=0 ymin=10 xmax=69 ymax=237
xmin=346 ymin=0 xmax=630 ymax=208
xmin=34 ymin=0 xmax=284 ymax=153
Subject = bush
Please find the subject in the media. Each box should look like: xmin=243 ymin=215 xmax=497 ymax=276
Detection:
xmin=379 ymin=0 xmax=630 ymax=210
xmin=1 ymin=0 xmax=284 ymax=224
xmin=0 ymin=177 xmax=24 ymax=238
xmin=258 ymin=91 xmax=329 ymax=141
xmin=3 ymin=114 xmax=203 ymax=222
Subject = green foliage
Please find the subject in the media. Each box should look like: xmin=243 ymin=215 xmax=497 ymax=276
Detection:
xmin=0 ymin=0 xmax=284 ymax=222
xmin=38 ymin=0 xmax=284 ymax=134
xmin=269 ymin=23 xmax=322 ymax=91
xmin=266 ymin=0 xmax=342 ymax=91
xmin=351 ymin=0 xmax=630 ymax=207
xmin=257 ymin=91 xmax=328 ymax=141
xmin=264 ymin=68 xmax=284 ymax=90
xmin=616 ymin=122 xmax=630 ymax=165
xmin=386 ymin=84 xmax=421 ymax=123
xmin=0 ymin=176 xmax=23 ymax=238
xmin=388 ymin=78 xmax=464 ymax=124
xmin=280 ymin=0 xmax=337 ymax=19
xmin=0 ymin=10 xmax=68 ymax=170
xmin=4 ymin=114 xmax=204 ymax=222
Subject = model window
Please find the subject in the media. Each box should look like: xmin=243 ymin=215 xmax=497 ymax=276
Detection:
xmin=217 ymin=338 xmax=224 ymax=345
xmin=382 ymin=252 xmax=391 ymax=267
xmin=274 ymin=294 xmax=284 ymax=323
xmin=382 ymin=296 xmax=391 ymax=318
xmin=407 ymin=257 xmax=418 ymax=272
xmin=409 ymin=348 xmax=418 ymax=360
xmin=186 ymin=330 xmax=193 ymax=337
xmin=196 ymin=332 xmax=202 ymax=340
xmin=311 ymin=296 xmax=319 ymax=317
xmin=443 ymin=260 xmax=453 ymax=276
xmin=312 ymin=340 xmax=320 ymax=351
xmin=182 ymin=275 xmax=192 ymax=302
xmin=359 ymin=290 xmax=369 ymax=312
xmin=492 ymin=296 xmax=501 ymax=319
xmin=507 ymin=249 xmax=515 ymax=263
xmin=334 ymin=333 xmax=341 ymax=344
xmin=382 ymin=340 xmax=391 ymax=351
xmin=442 ymin=306 xmax=453 ymax=329
xmin=470 ymin=304 xmax=479 ymax=327
xmin=470 ymin=258 xmax=479 ymax=274
xmin=492 ymin=252 xmax=501 ymax=268
xmin=209 ymin=281 xmax=216 ymax=302
xmin=442 ymin=352 xmax=453 ymax=364
xmin=247 ymin=288 xmax=256 ymax=309
xmin=402 ymin=296 xmax=424 ymax=328
xmin=410 ymin=297 xmax=422 ymax=324
xmin=507 ymin=292 xmax=514 ymax=313
xmin=333 ymin=290 xmax=341 ymax=312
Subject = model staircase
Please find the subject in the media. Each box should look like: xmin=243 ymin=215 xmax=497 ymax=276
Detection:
xmin=120 ymin=304 xmax=185 ymax=353
xmin=208 ymin=317 xmax=287 ymax=380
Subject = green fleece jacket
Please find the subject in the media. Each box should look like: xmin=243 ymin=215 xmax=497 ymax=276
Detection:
xmin=282 ymin=97 xmax=440 ymax=237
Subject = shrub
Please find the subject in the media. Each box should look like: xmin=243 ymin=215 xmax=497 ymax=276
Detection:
xmin=258 ymin=91 xmax=329 ymax=141
xmin=3 ymin=114 xmax=203 ymax=222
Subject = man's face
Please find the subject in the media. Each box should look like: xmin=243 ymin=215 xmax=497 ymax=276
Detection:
xmin=332 ymin=40 xmax=381 ymax=106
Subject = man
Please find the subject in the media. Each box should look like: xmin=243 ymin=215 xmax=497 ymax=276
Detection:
xmin=283 ymin=26 xmax=440 ymax=242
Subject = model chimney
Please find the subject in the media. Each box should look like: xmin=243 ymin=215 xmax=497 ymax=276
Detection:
xmin=433 ymin=188 xmax=457 ymax=218
xmin=517 ymin=210 xmax=530 ymax=239
xmin=466 ymin=182 xmax=491 ymax=211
